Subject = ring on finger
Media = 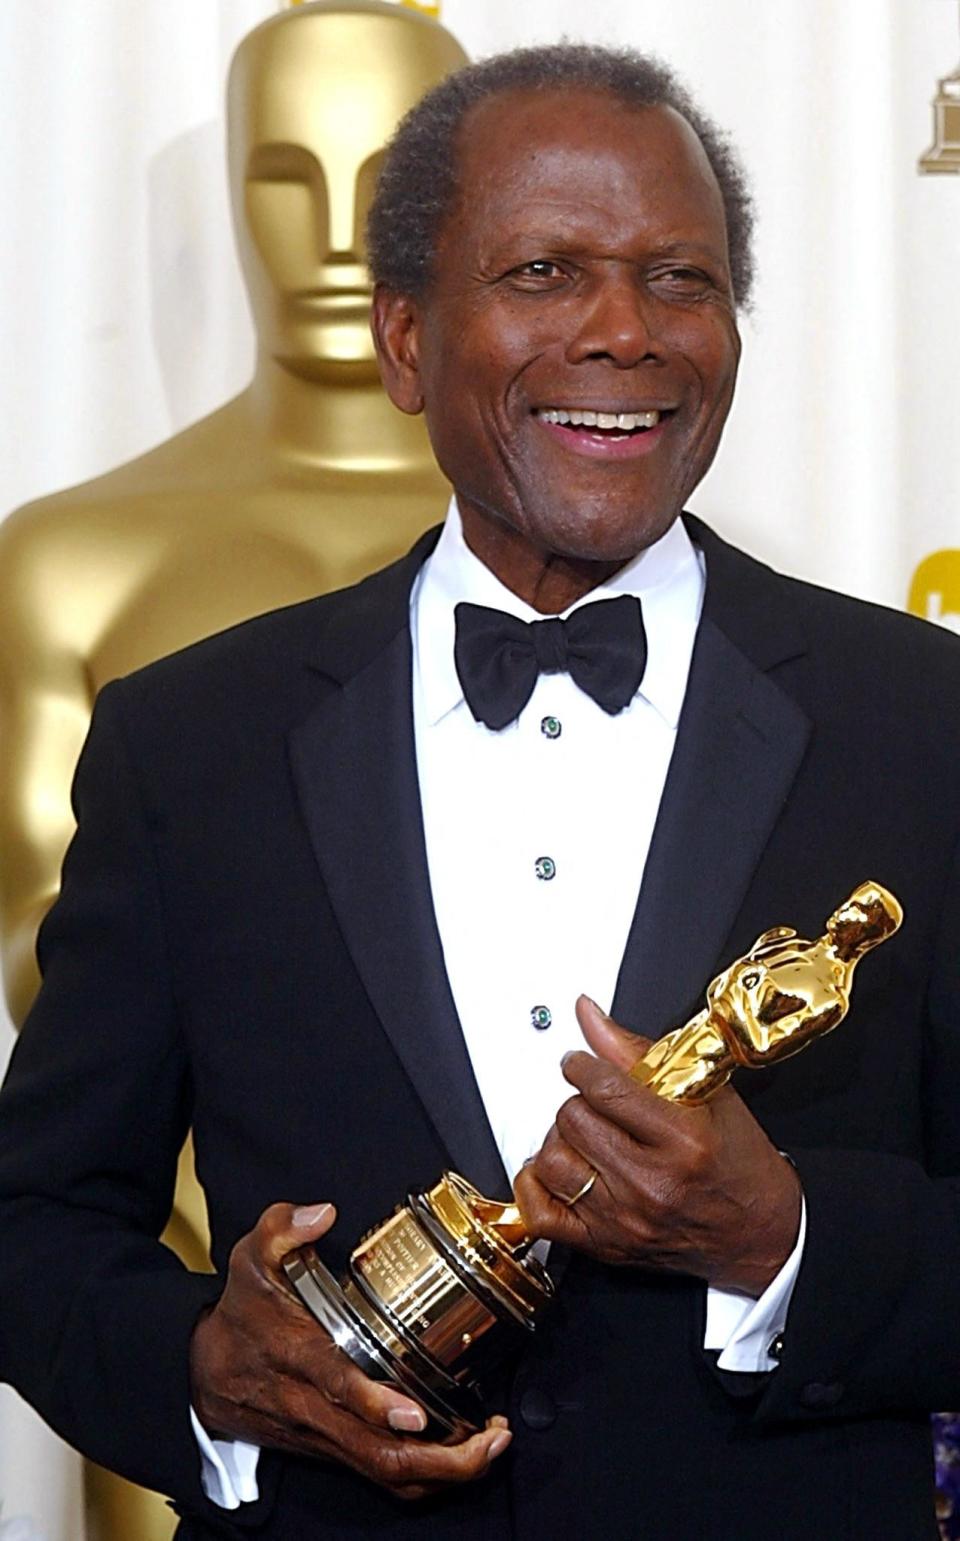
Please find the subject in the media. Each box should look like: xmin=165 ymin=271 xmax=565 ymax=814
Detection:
xmin=563 ymin=1167 xmax=598 ymax=1208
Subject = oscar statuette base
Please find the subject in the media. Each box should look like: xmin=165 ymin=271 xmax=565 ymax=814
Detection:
xmin=284 ymin=1175 xmax=551 ymax=1439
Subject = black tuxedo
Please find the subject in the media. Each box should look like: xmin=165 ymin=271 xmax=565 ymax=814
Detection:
xmin=1 ymin=517 xmax=960 ymax=1539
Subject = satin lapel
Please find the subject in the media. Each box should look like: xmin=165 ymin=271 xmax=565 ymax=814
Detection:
xmin=612 ymin=603 xmax=812 ymax=1041
xmin=289 ymin=622 xmax=509 ymax=1198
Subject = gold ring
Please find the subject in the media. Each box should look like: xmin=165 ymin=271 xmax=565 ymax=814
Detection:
xmin=563 ymin=1168 xmax=598 ymax=1208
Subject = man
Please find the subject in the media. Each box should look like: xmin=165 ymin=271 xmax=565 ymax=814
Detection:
xmin=1 ymin=43 xmax=959 ymax=1541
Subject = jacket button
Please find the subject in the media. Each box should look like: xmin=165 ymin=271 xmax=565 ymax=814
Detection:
xmin=800 ymin=1380 xmax=844 ymax=1408
xmin=519 ymin=1387 xmax=557 ymax=1430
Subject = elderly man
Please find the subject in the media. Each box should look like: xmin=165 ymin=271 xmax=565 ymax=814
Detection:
xmin=1 ymin=42 xmax=959 ymax=1541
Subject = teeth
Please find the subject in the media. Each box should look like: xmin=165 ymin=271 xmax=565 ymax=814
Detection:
xmin=536 ymin=407 xmax=663 ymax=430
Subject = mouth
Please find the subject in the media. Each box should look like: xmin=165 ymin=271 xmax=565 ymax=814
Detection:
xmin=531 ymin=405 xmax=675 ymax=460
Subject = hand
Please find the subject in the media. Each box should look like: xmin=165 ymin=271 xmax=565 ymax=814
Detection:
xmin=513 ymin=997 xmax=802 ymax=1296
xmin=189 ymin=1202 xmax=511 ymax=1501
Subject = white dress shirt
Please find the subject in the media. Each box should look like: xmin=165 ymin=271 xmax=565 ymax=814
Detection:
xmin=194 ymin=499 xmax=804 ymax=1507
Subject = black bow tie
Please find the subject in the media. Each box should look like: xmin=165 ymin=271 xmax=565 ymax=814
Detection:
xmin=453 ymin=594 xmax=647 ymax=730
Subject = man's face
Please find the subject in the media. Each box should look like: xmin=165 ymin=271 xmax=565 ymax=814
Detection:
xmin=383 ymin=88 xmax=741 ymax=568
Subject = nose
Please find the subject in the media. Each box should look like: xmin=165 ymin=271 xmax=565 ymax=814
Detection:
xmin=565 ymin=271 xmax=661 ymax=368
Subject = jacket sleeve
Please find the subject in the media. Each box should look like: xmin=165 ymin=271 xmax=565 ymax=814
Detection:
xmin=753 ymin=831 xmax=960 ymax=1426
xmin=0 ymin=683 xmax=277 ymax=1527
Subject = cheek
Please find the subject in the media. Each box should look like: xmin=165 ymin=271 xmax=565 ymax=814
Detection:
xmin=670 ymin=314 xmax=740 ymax=397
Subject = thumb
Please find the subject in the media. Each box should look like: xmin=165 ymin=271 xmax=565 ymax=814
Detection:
xmin=255 ymin=1201 xmax=338 ymax=1270
xmin=575 ymin=995 xmax=651 ymax=1073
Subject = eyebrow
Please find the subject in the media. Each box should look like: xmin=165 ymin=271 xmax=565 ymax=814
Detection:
xmin=485 ymin=232 xmax=729 ymax=266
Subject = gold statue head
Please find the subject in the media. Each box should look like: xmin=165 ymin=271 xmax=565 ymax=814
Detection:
xmin=706 ymin=881 xmax=903 ymax=1068
xmin=227 ymin=1 xmax=467 ymax=381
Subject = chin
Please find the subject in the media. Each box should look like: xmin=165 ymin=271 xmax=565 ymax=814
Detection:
xmin=526 ymin=505 xmax=677 ymax=565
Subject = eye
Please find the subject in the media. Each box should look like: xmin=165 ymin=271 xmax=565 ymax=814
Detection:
xmin=520 ymin=259 xmax=561 ymax=277
xmin=505 ymin=258 xmax=569 ymax=288
xmin=741 ymin=971 xmax=761 ymax=990
xmin=648 ymin=265 xmax=716 ymax=300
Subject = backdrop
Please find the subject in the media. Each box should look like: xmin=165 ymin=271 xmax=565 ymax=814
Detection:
xmin=1 ymin=2 xmax=958 ymax=1536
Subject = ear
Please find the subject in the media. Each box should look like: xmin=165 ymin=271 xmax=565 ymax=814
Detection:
xmin=370 ymin=284 xmax=425 ymax=415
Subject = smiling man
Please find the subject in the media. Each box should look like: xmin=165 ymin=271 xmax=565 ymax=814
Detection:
xmin=2 ymin=42 xmax=960 ymax=1541
xmin=372 ymin=79 xmax=741 ymax=600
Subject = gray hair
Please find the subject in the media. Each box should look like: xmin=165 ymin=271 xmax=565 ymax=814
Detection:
xmin=367 ymin=42 xmax=755 ymax=307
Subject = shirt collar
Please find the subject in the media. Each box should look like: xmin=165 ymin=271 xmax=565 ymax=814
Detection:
xmin=412 ymin=497 xmax=704 ymax=730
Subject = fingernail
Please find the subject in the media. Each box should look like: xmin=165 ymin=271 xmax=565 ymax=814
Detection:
xmin=388 ymin=1406 xmax=427 ymax=1432
xmin=561 ymin=1051 xmax=575 ymax=1067
xmin=292 ymin=1202 xmax=332 ymax=1228
xmin=488 ymin=1430 xmax=512 ymax=1459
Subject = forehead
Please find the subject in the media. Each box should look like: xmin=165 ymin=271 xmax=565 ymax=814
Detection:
xmin=447 ymin=88 xmax=728 ymax=258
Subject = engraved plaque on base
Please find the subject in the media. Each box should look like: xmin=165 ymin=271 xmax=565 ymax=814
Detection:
xmin=285 ymin=1171 xmax=551 ymax=1439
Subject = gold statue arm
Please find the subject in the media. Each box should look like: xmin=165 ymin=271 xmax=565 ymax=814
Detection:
xmin=0 ymin=519 xmax=94 ymax=1026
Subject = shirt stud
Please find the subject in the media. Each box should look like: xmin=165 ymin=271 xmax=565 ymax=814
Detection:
xmin=534 ymin=856 xmax=556 ymax=881
xmin=531 ymin=1005 xmax=552 ymax=1031
xmin=540 ymin=715 xmax=562 ymax=740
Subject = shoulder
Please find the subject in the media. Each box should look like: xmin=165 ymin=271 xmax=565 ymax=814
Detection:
xmin=692 ymin=515 xmax=960 ymax=686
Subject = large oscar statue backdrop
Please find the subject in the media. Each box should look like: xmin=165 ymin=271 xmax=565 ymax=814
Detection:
xmin=0 ymin=5 xmax=465 ymax=1537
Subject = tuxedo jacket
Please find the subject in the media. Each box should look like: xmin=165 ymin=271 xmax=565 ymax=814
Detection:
xmin=1 ymin=517 xmax=960 ymax=1540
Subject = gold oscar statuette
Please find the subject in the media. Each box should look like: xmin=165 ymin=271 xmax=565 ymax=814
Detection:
xmin=285 ymin=881 xmax=902 ymax=1437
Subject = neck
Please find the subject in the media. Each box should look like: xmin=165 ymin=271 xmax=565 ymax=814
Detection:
xmin=459 ymin=504 xmax=624 ymax=615
xmin=248 ymin=353 xmax=438 ymax=472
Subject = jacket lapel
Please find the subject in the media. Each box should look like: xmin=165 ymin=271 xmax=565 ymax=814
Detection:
xmin=613 ymin=520 xmax=812 ymax=1039
xmin=289 ymin=538 xmax=509 ymax=1198
xmin=288 ymin=516 xmax=812 ymax=1187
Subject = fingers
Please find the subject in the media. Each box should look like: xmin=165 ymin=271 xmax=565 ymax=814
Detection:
xmin=204 ymin=1200 xmax=514 ymax=1491
xmin=360 ymin=1420 xmax=512 ymax=1496
xmin=575 ymin=995 xmax=651 ymax=1070
xmin=249 ymin=1206 xmax=429 ymax=1435
xmin=513 ymin=1155 xmax=588 ymax=1242
xmin=253 ymin=1200 xmax=338 ymax=1269
xmin=310 ymin=1336 xmax=428 ymax=1434
xmin=562 ymin=1039 xmax=698 ymax=1149
xmin=529 ymin=1122 xmax=602 ymax=1203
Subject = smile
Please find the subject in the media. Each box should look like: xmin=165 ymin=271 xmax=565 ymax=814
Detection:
xmin=531 ymin=405 xmax=673 ymax=460
xmin=534 ymin=406 xmax=663 ymax=430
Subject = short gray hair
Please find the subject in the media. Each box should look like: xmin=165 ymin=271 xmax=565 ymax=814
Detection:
xmin=367 ymin=42 xmax=755 ymax=307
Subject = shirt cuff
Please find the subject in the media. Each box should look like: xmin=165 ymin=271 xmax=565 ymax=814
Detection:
xmin=190 ymin=1405 xmax=261 ymax=1509
xmin=703 ymin=1194 xmax=807 ymax=1372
